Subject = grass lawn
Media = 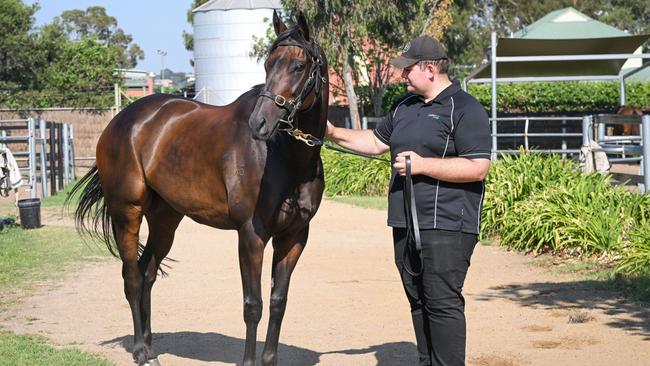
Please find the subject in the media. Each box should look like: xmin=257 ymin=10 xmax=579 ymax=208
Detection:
xmin=0 ymin=182 xmax=115 ymax=365
xmin=0 ymin=226 xmax=109 ymax=298
xmin=0 ymin=329 xmax=112 ymax=366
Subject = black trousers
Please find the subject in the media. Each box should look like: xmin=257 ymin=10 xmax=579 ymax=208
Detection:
xmin=393 ymin=228 xmax=477 ymax=366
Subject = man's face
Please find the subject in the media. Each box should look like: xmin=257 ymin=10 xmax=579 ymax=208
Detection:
xmin=401 ymin=62 xmax=434 ymax=95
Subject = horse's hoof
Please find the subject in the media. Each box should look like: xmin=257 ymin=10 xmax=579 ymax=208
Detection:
xmin=143 ymin=358 xmax=161 ymax=366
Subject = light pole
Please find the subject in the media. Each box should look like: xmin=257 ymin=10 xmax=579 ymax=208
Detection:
xmin=157 ymin=49 xmax=167 ymax=93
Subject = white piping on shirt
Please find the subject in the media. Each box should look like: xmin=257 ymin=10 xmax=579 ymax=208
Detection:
xmin=477 ymin=180 xmax=485 ymax=232
xmin=376 ymin=95 xmax=419 ymax=144
xmin=393 ymin=95 xmax=418 ymax=119
xmin=433 ymin=96 xmax=455 ymax=228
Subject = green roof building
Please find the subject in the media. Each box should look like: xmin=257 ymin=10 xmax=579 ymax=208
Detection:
xmin=512 ymin=7 xmax=647 ymax=80
xmin=513 ymin=7 xmax=628 ymax=39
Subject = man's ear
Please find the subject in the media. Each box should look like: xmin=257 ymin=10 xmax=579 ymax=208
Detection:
xmin=426 ymin=63 xmax=438 ymax=78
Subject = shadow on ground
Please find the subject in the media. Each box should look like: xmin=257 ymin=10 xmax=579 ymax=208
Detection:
xmin=102 ymin=332 xmax=417 ymax=365
xmin=474 ymin=278 xmax=650 ymax=340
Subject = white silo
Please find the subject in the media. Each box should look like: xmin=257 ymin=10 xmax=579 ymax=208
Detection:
xmin=193 ymin=0 xmax=282 ymax=105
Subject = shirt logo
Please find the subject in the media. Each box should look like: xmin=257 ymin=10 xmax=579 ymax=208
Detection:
xmin=428 ymin=114 xmax=441 ymax=120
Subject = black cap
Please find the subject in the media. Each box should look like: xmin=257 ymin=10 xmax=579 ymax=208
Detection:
xmin=390 ymin=36 xmax=448 ymax=68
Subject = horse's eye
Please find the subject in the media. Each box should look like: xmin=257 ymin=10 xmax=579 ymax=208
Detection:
xmin=293 ymin=63 xmax=305 ymax=72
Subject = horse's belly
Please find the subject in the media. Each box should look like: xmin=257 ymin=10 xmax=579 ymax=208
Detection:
xmin=186 ymin=212 xmax=237 ymax=230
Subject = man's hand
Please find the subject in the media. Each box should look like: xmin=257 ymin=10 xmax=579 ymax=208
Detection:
xmin=325 ymin=120 xmax=336 ymax=138
xmin=393 ymin=151 xmax=423 ymax=176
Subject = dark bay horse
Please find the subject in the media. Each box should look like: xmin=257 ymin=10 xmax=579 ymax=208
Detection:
xmin=68 ymin=11 xmax=327 ymax=366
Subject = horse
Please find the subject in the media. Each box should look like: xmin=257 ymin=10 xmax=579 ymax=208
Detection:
xmin=615 ymin=105 xmax=649 ymax=136
xmin=68 ymin=11 xmax=328 ymax=366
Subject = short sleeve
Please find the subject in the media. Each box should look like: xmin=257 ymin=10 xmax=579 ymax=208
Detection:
xmin=373 ymin=113 xmax=393 ymax=145
xmin=454 ymin=99 xmax=491 ymax=159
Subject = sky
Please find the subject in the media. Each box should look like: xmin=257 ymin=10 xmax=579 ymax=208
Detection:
xmin=24 ymin=0 xmax=195 ymax=74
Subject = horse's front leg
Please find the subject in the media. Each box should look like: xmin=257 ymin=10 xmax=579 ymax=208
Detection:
xmin=238 ymin=223 xmax=266 ymax=366
xmin=261 ymin=226 xmax=308 ymax=366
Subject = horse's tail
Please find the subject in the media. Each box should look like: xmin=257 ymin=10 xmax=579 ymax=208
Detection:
xmin=65 ymin=165 xmax=119 ymax=258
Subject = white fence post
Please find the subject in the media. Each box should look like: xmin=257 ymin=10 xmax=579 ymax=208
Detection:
xmin=642 ymin=115 xmax=650 ymax=193
xmin=27 ymin=118 xmax=36 ymax=198
xmin=63 ymin=124 xmax=70 ymax=185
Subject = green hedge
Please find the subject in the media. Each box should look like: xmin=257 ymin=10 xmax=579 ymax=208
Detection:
xmin=468 ymin=81 xmax=650 ymax=113
xmin=359 ymin=81 xmax=650 ymax=116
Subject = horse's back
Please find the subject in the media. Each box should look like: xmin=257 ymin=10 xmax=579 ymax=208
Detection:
xmin=96 ymin=90 xmax=265 ymax=228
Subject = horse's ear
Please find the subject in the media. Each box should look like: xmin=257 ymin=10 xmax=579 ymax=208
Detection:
xmin=273 ymin=10 xmax=287 ymax=36
xmin=296 ymin=12 xmax=310 ymax=41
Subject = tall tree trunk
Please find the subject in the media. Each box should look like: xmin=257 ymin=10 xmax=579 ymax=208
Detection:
xmin=342 ymin=52 xmax=361 ymax=129
xmin=371 ymin=61 xmax=384 ymax=117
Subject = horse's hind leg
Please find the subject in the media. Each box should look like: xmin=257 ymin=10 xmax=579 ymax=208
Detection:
xmin=261 ymin=226 xmax=308 ymax=366
xmin=110 ymin=200 xmax=150 ymax=365
xmin=139 ymin=196 xmax=183 ymax=364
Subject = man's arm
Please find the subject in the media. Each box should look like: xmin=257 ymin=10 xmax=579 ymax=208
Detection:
xmin=393 ymin=151 xmax=490 ymax=183
xmin=325 ymin=121 xmax=389 ymax=155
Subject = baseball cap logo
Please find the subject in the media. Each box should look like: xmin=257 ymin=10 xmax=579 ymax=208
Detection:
xmin=402 ymin=42 xmax=411 ymax=53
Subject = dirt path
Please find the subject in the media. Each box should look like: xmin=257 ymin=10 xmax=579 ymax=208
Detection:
xmin=1 ymin=199 xmax=649 ymax=366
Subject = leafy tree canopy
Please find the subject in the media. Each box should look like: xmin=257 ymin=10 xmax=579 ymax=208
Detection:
xmin=53 ymin=6 xmax=143 ymax=68
xmin=0 ymin=0 xmax=122 ymax=108
xmin=0 ymin=0 xmax=40 ymax=89
xmin=183 ymin=0 xmax=210 ymax=52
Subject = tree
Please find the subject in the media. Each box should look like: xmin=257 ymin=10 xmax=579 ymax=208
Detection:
xmin=54 ymin=6 xmax=143 ymax=68
xmin=38 ymin=38 xmax=120 ymax=107
xmin=0 ymin=0 xmax=40 ymax=90
xmin=281 ymin=1 xmax=426 ymax=127
xmin=183 ymin=0 xmax=210 ymax=66
xmin=0 ymin=1 xmax=123 ymax=108
xmin=421 ymin=0 xmax=456 ymax=40
xmin=411 ymin=0 xmax=650 ymax=79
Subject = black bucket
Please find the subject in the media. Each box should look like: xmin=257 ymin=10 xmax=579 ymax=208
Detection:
xmin=17 ymin=198 xmax=41 ymax=229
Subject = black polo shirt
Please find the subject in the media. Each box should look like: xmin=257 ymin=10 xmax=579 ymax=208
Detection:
xmin=373 ymin=81 xmax=491 ymax=234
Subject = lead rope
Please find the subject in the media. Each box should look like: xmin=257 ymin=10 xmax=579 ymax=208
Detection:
xmin=286 ymin=123 xmax=421 ymax=275
xmin=403 ymin=155 xmax=423 ymax=277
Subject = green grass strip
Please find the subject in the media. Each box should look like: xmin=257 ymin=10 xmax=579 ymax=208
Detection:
xmin=326 ymin=195 xmax=387 ymax=210
xmin=0 ymin=226 xmax=109 ymax=295
xmin=0 ymin=328 xmax=113 ymax=366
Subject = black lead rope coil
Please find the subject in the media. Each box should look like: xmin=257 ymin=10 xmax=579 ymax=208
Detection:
xmin=403 ymin=155 xmax=423 ymax=277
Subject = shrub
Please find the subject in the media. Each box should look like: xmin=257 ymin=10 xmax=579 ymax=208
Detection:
xmin=321 ymin=146 xmax=390 ymax=196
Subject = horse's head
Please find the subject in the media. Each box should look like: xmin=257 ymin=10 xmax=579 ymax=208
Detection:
xmin=249 ymin=11 xmax=327 ymax=141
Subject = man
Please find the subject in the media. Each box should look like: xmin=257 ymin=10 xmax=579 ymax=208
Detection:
xmin=325 ymin=35 xmax=491 ymax=365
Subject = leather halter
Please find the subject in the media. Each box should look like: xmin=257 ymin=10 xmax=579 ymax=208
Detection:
xmin=258 ymin=30 xmax=327 ymax=141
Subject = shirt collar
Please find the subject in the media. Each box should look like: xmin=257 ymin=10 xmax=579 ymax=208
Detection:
xmin=419 ymin=80 xmax=461 ymax=105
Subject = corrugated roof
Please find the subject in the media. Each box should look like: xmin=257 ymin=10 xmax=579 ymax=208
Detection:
xmin=194 ymin=0 xmax=282 ymax=12
xmin=513 ymin=7 xmax=628 ymax=39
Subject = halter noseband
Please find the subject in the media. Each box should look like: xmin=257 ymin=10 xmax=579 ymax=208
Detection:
xmin=258 ymin=31 xmax=327 ymax=142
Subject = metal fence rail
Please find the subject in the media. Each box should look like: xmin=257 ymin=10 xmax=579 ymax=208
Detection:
xmin=0 ymin=118 xmax=75 ymax=198
xmin=489 ymin=114 xmax=650 ymax=192
xmin=489 ymin=116 xmax=584 ymax=157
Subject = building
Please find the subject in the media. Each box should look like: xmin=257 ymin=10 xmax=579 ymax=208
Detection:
xmin=117 ymin=69 xmax=154 ymax=98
